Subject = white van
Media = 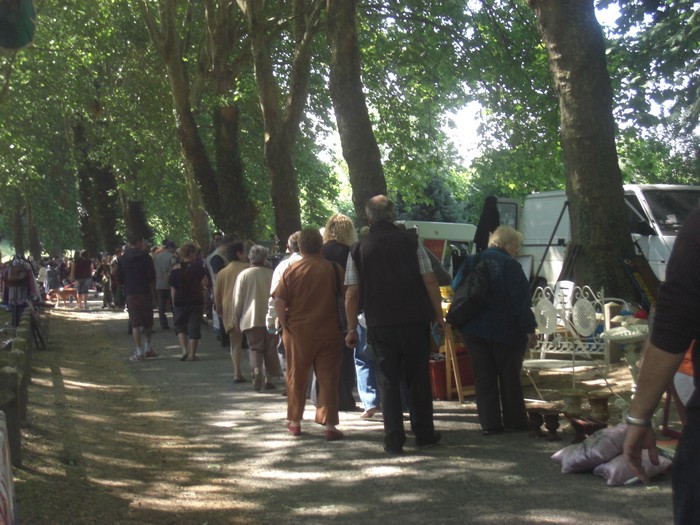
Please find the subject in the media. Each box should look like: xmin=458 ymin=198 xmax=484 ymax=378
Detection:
xmin=498 ymin=184 xmax=700 ymax=283
xmin=399 ymin=220 xmax=477 ymax=276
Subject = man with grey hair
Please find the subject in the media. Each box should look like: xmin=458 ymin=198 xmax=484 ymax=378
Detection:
xmin=267 ymin=232 xmax=302 ymax=379
xmin=344 ymin=195 xmax=444 ymax=454
xmin=233 ymin=245 xmax=282 ymax=391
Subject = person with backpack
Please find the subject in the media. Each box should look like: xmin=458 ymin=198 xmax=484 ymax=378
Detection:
xmin=2 ymin=255 xmax=37 ymax=326
xmin=451 ymin=225 xmax=537 ymax=435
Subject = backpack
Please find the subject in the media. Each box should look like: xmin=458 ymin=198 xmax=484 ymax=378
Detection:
xmin=6 ymin=260 xmax=29 ymax=286
xmin=446 ymin=254 xmax=490 ymax=327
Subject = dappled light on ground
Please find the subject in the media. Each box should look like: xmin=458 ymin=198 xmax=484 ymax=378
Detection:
xmin=7 ymin=299 xmax=675 ymax=524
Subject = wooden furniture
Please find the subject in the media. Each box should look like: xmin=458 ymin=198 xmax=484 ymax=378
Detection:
xmin=443 ymin=324 xmax=475 ymax=403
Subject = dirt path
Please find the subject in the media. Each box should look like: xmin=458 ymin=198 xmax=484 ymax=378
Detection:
xmin=11 ymin=301 xmax=674 ymax=524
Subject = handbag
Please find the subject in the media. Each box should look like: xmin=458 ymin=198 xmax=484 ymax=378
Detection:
xmin=331 ymin=262 xmax=348 ymax=333
xmin=446 ymin=253 xmax=490 ymax=327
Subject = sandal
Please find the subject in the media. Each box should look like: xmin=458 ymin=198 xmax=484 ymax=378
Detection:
xmin=128 ymin=353 xmax=144 ymax=362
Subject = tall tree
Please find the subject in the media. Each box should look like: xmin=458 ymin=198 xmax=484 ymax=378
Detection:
xmin=236 ymin=0 xmax=323 ymax=246
xmin=327 ymin=0 xmax=386 ymax=227
xmin=602 ymin=0 xmax=700 ymax=135
xmin=139 ymin=0 xmax=255 ymax=239
xmin=529 ymin=0 xmax=636 ymax=297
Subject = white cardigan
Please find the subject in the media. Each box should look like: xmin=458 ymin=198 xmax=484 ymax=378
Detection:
xmin=233 ymin=265 xmax=273 ymax=332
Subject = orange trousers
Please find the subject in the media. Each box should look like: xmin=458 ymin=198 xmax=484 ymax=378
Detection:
xmin=284 ymin=326 xmax=342 ymax=426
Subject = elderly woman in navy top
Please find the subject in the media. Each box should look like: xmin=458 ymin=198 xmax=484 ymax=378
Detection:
xmin=453 ymin=225 xmax=537 ymax=435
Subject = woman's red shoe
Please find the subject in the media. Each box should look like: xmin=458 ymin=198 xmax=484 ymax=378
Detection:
xmin=325 ymin=429 xmax=344 ymax=441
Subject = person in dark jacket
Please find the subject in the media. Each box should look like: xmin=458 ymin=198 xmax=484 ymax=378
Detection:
xmin=319 ymin=213 xmax=359 ymax=412
xmin=453 ymin=225 xmax=537 ymax=435
xmin=118 ymin=235 xmax=157 ymax=361
xmin=344 ymin=195 xmax=444 ymax=454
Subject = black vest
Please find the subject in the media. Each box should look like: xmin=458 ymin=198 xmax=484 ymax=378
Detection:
xmin=350 ymin=221 xmax=434 ymax=327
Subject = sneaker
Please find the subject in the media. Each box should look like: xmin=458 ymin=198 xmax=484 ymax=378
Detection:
xmin=143 ymin=349 xmax=158 ymax=358
xmin=416 ymin=431 xmax=442 ymax=449
xmin=253 ymin=371 xmax=263 ymax=392
xmin=128 ymin=353 xmax=144 ymax=362
xmin=482 ymin=426 xmax=505 ymax=436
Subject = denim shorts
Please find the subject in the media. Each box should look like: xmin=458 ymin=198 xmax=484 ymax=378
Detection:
xmin=76 ymin=278 xmax=92 ymax=295
xmin=173 ymin=304 xmax=204 ymax=340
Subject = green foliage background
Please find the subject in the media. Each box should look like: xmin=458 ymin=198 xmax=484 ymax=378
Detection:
xmin=0 ymin=0 xmax=697 ymax=257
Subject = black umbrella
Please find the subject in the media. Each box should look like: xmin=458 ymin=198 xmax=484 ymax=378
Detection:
xmin=473 ymin=196 xmax=500 ymax=253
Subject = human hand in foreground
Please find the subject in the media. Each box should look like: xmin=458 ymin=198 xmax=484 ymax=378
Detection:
xmin=345 ymin=330 xmax=358 ymax=349
xmin=526 ymin=333 xmax=537 ymax=349
xmin=623 ymin=424 xmax=659 ymax=483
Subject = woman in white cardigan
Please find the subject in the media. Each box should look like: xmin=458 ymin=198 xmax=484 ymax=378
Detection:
xmin=233 ymin=245 xmax=283 ymax=391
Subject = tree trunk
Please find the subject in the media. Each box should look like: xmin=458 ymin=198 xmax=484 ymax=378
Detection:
xmin=213 ymin=104 xmax=256 ymax=239
xmin=182 ymin=150 xmax=211 ymax=251
xmin=238 ymin=0 xmax=322 ymax=247
xmin=530 ymin=0 xmax=636 ymax=298
xmin=327 ymin=0 xmax=386 ymax=227
xmin=139 ymin=0 xmax=255 ymax=239
xmin=208 ymin=0 xmax=256 ymax=239
xmin=26 ymin=203 xmax=41 ymax=262
xmin=124 ymin=199 xmax=153 ymax=243
xmin=11 ymin=197 xmax=24 ymax=257
xmin=73 ymin=119 xmax=103 ymax=255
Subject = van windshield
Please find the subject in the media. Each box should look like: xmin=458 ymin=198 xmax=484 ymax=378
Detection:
xmin=642 ymin=189 xmax=700 ymax=235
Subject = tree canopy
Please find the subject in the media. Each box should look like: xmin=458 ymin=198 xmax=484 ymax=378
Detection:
xmin=0 ymin=0 xmax=696 ymax=263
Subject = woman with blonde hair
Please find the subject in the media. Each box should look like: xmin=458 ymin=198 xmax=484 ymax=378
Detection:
xmin=323 ymin=213 xmax=358 ymax=247
xmin=451 ymin=225 xmax=537 ymax=435
xmin=318 ymin=213 xmax=359 ymax=412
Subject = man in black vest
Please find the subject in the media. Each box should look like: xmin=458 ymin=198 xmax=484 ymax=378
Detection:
xmin=344 ymin=195 xmax=445 ymax=454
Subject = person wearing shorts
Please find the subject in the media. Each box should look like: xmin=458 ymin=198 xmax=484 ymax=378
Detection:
xmin=170 ymin=242 xmax=209 ymax=361
xmin=118 ymin=235 xmax=157 ymax=361
xmin=71 ymin=250 xmax=93 ymax=310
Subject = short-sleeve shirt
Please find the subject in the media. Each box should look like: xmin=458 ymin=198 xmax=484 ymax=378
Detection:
xmin=169 ymin=261 xmax=208 ymax=307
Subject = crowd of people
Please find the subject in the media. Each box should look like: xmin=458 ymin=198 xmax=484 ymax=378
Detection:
xmin=3 ymin=193 xmax=698 ymax=520
xmin=0 ymin=195 xmax=543 ymax=454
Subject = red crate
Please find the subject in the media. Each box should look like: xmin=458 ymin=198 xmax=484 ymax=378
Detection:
xmin=429 ymin=349 xmax=473 ymax=401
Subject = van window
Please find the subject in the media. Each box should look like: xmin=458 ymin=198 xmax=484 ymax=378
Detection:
xmin=642 ymin=189 xmax=700 ymax=235
xmin=624 ymin=194 xmax=655 ymax=236
xmin=497 ymin=201 xmax=518 ymax=229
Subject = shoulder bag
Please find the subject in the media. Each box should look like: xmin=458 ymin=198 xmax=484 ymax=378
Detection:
xmin=446 ymin=253 xmax=490 ymax=327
